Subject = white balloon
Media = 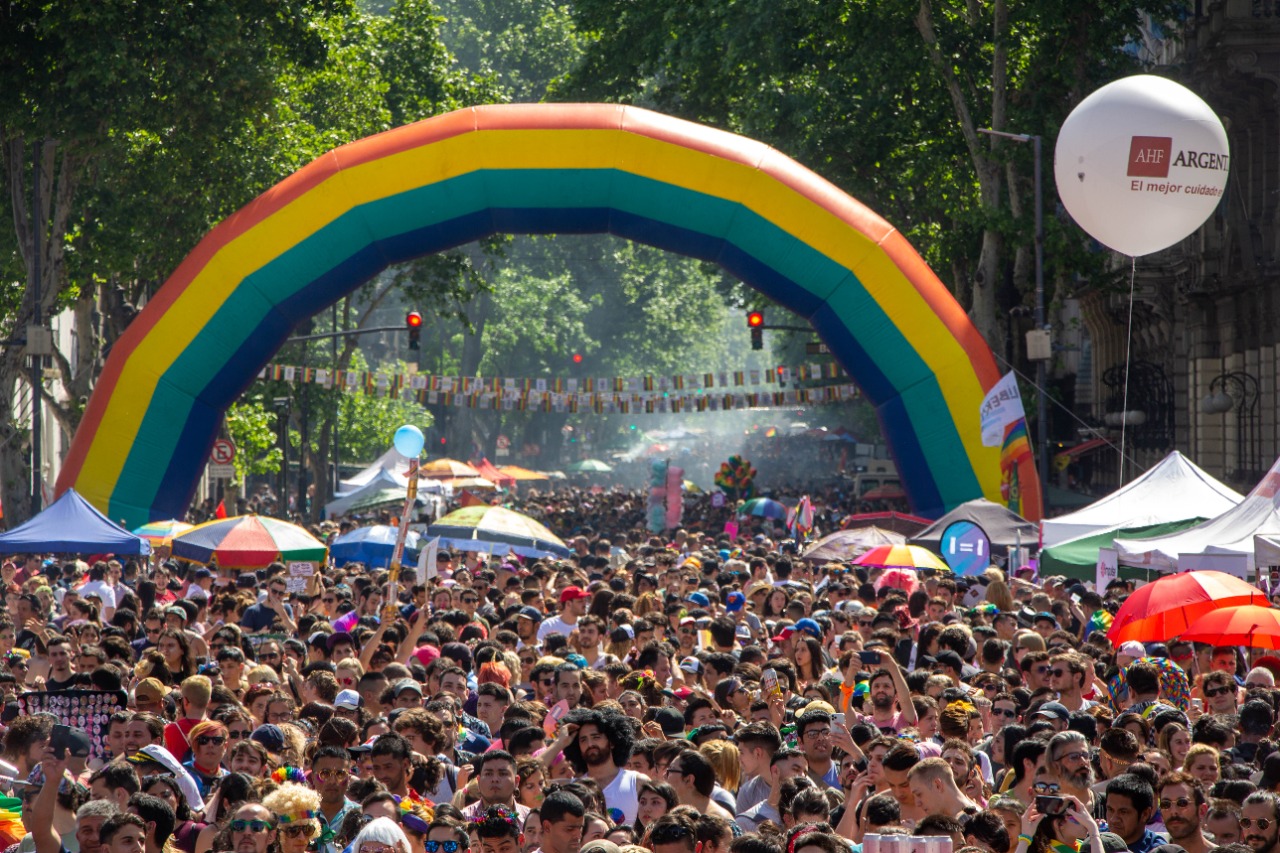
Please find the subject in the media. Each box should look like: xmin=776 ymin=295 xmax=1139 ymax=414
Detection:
xmin=1054 ymin=75 xmax=1229 ymax=257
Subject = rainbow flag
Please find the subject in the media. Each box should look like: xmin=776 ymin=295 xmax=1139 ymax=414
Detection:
xmin=1000 ymin=419 xmax=1032 ymax=465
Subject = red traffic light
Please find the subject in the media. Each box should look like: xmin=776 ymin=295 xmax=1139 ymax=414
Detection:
xmin=747 ymin=311 xmax=764 ymax=328
xmin=572 ymin=353 xmax=583 ymax=364
xmin=406 ymin=311 xmax=423 ymax=328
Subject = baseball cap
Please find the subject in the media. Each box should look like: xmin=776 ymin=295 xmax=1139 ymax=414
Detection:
xmin=250 ymin=724 xmax=286 ymax=754
xmin=193 ymin=568 xmax=213 ymax=579
xmin=326 ymin=632 xmax=355 ymax=652
xmin=518 ymin=606 xmax=543 ymax=621
xmin=559 ymin=586 xmax=590 ymax=604
xmin=393 ymin=679 xmax=424 ymax=697
xmin=654 ymin=707 xmax=685 ymax=736
xmin=794 ymin=618 xmax=822 ymax=640
xmin=334 ymin=689 xmax=361 ymax=710
xmin=64 ymin=727 xmax=92 ymax=758
xmin=1084 ymin=834 xmax=1133 ymax=853
xmin=687 ymin=591 xmax=710 ymax=608
xmin=735 ymin=624 xmax=752 ymax=641
xmin=679 ymin=656 xmax=702 ymax=675
xmin=135 ymin=678 xmax=166 ymax=702
xmin=770 ymin=627 xmax=796 ymax=643
xmin=1034 ymin=701 xmax=1071 ymax=722
xmin=934 ymin=650 xmax=965 ymax=672
xmin=1117 ymin=640 xmax=1146 ymax=660
xmin=725 ymin=591 xmax=745 ymax=612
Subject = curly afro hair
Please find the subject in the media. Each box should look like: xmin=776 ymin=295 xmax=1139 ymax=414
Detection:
xmin=561 ymin=707 xmax=640 ymax=773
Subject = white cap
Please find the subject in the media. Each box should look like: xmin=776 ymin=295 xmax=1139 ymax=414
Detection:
xmin=1118 ymin=640 xmax=1146 ymax=659
xmin=335 ymin=689 xmax=361 ymax=710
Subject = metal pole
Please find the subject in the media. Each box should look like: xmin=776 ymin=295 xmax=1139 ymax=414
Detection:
xmin=332 ymin=302 xmax=340 ymax=494
xmin=1033 ymin=135 xmax=1049 ymax=497
xmin=30 ymin=142 xmax=42 ymax=517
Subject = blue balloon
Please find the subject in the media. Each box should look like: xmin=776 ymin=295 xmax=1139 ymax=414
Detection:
xmin=393 ymin=425 xmax=425 ymax=458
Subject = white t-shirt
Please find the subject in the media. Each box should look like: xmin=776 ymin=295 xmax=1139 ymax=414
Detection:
xmin=537 ymin=615 xmax=577 ymax=642
xmin=77 ymin=579 xmax=117 ymax=609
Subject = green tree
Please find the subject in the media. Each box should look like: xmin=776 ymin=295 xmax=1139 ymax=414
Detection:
xmin=562 ymin=0 xmax=1182 ymax=345
xmin=225 ymin=398 xmax=285 ymax=486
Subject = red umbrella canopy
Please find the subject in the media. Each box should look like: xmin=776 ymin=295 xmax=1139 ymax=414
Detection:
xmin=1107 ymin=570 xmax=1269 ymax=644
xmin=1181 ymin=605 xmax=1280 ymax=649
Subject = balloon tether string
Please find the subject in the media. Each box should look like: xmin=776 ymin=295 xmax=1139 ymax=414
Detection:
xmin=1119 ymin=256 xmax=1136 ymax=486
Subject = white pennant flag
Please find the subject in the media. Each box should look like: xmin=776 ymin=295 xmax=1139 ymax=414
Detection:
xmin=980 ymin=371 xmax=1026 ymax=447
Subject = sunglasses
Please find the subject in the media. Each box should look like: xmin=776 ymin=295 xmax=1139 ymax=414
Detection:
xmin=1159 ymin=798 xmax=1194 ymax=810
xmin=313 ymin=768 xmax=348 ymax=781
xmin=1203 ymin=685 xmax=1233 ymax=698
xmin=1243 ymin=819 xmax=1273 ymax=830
xmin=196 ymin=735 xmax=226 ymax=746
xmin=1049 ymin=669 xmax=1067 ymax=678
xmin=425 ymin=843 xmax=462 ymax=853
xmin=992 ymin=708 xmax=1017 ymax=718
xmin=1056 ymin=751 xmax=1088 ymax=763
xmin=228 ymin=728 xmax=252 ymax=739
xmin=231 ymin=820 xmax=275 ymax=833
xmin=261 ymin=652 xmax=281 ymax=660
xmin=540 ymin=678 xmax=555 ymax=686
xmin=461 ymin=598 xmax=477 ymax=605
xmin=1032 ymin=782 xmax=1060 ymax=794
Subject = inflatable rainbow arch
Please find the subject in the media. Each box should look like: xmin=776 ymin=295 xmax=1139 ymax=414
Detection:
xmin=56 ymin=104 xmax=1042 ymax=527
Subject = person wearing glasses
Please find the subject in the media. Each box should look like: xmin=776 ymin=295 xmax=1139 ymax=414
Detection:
xmin=181 ymin=720 xmax=229 ymax=797
xmin=1157 ymin=771 xmax=1211 ymax=853
xmin=425 ymin=819 xmax=470 ymax=853
xmin=222 ymin=804 xmax=279 ymax=853
xmin=1047 ymin=652 xmax=1095 ymax=713
xmin=262 ymin=782 xmax=323 ymax=853
xmin=1046 ymin=730 xmax=1099 ymax=819
xmin=310 ymin=746 xmax=358 ymax=853
xmin=241 ymin=575 xmax=296 ymax=635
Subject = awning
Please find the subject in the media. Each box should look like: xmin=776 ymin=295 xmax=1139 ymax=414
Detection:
xmin=1055 ymin=438 xmax=1110 ymax=461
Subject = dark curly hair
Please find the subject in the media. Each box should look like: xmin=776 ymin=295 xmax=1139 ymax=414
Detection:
xmin=562 ymin=707 xmax=639 ymax=773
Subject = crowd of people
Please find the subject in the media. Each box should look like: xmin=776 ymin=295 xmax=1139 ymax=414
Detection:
xmin=0 ymin=503 xmax=1276 ymax=853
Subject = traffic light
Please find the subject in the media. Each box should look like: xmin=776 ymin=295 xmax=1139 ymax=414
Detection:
xmin=572 ymin=353 xmax=583 ymax=364
xmin=406 ymin=311 xmax=423 ymax=350
xmin=747 ymin=311 xmax=764 ymax=350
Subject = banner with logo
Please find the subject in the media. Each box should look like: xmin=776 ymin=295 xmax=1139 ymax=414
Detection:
xmin=980 ymin=372 xmax=1025 ymax=447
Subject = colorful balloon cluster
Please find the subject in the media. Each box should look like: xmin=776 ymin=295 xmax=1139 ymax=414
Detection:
xmin=715 ymin=455 xmax=757 ymax=500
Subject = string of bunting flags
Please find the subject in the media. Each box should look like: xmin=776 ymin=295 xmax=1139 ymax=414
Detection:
xmin=255 ymin=362 xmax=860 ymax=413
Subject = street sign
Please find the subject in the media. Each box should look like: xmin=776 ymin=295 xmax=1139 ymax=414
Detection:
xmin=208 ymin=464 xmax=234 ymax=478
xmin=211 ymin=438 xmax=236 ymax=465
xmin=805 ymin=341 xmax=830 ymax=355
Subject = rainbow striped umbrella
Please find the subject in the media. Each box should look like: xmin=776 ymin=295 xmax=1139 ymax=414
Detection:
xmin=854 ymin=544 xmax=950 ymax=572
xmin=132 ymin=519 xmax=194 ymax=546
xmin=171 ymin=514 xmax=327 ymax=568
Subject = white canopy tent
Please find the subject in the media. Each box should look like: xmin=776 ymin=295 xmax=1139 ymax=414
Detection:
xmin=1041 ymin=451 xmax=1243 ymax=548
xmin=1114 ymin=456 xmax=1280 ymax=573
xmin=338 ymin=447 xmax=413 ymax=493
xmin=1255 ymin=533 xmax=1280 ymax=568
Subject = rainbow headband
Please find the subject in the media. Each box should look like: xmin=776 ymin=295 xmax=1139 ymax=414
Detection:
xmin=57 ymin=103 xmax=1039 ymax=527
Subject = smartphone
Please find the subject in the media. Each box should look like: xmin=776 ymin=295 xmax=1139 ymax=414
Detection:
xmin=859 ymin=650 xmax=882 ymax=665
xmin=1192 ymin=698 xmax=1204 ymax=712
xmin=832 ymin=712 xmax=846 ymax=726
xmin=1035 ymin=796 xmax=1067 ymax=816
xmin=762 ymin=667 xmax=781 ymax=698
xmin=50 ymin=724 xmax=72 ymax=760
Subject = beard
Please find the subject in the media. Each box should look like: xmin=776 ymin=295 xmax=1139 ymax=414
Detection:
xmin=871 ymin=693 xmax=894 ymax=711
xmin=1065 ymin=766 xmax=1094 ymax=790
xmin=582 ymin=744 xmax=609 ymax=767
xmin=1165 ymin=817 xmax=1198 ymax=841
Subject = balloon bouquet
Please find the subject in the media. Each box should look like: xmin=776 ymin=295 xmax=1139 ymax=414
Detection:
xmin=714 ymin=455 xmax=757 ymax=501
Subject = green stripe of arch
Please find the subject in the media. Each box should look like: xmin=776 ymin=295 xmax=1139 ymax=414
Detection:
xmin=109 ymin=168 xmax=982 ymax=516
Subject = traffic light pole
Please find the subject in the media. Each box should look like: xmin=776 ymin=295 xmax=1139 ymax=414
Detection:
xmin=284 ymin=324 xmax=404 ymax=344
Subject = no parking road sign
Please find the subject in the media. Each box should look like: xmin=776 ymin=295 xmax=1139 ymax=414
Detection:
xmin=209 ymin=439 xmax=236 ymax=478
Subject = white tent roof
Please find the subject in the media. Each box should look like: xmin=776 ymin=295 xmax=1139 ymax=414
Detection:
xmin=1114 ymin=456 xmax=1280 ymax=572
xmin=1041 ymin=451 xmax=1243 ymax=547
xmin=1255 ymin=533 xmax=1280 ymax=568
xmin=338 ymin=447 xmax=413 ymax=494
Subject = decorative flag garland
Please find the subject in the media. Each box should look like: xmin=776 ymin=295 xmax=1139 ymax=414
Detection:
xmin=254 ymin=363 xmax=862 ymax=414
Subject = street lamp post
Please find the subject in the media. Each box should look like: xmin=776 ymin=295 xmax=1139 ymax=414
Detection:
xmin=980 ymin=127 xmax=1048 ymax=497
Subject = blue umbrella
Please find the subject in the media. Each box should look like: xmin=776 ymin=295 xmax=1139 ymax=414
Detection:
xmin=739 ymin=498 xmax=789 ymax=520
xmin=329 ymin=525 xmax=420 ymax=569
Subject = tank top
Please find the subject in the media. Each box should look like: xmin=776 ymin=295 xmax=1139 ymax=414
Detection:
xmin=600 ymin=768 xmax=641 ymax=825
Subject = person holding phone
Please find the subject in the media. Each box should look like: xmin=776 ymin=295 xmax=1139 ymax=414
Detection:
xmin=848 ymin=648 xmax=918 ymax=733
xmin=1015 ymin=794 xmax=1103 ymax=853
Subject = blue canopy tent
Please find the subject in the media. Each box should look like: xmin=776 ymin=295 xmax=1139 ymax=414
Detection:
xmin=329 ymin=525 xmax=420 ymax=569
xmin=0 ymin=489 xmax=151 ymax=555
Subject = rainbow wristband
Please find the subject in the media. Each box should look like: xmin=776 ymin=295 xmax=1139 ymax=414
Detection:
xmin=1018 ymin=836 xmax=1033 ymax=847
